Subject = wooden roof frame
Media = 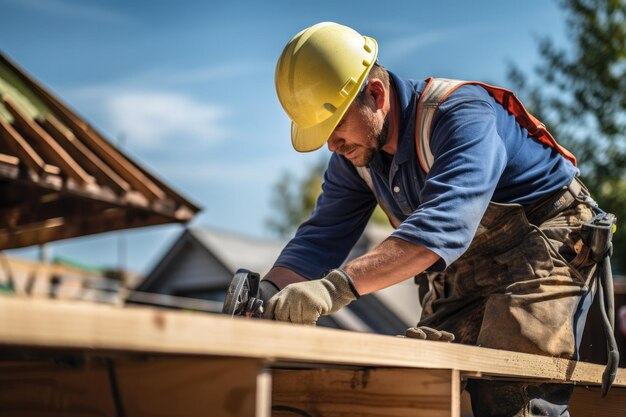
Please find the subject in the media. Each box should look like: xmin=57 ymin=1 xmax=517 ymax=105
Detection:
xmin=0 ymin=52 xmax=201 ymax=250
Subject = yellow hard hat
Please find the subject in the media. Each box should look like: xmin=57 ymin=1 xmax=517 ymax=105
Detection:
xmin=275 ymin=22 xmax=378 ymax=152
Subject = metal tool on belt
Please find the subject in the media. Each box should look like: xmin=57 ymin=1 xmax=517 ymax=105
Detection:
xmin=581 ymin=211 xmax=619 ymax=396
xmin=222 ymin=268 xmax=264 ymax=318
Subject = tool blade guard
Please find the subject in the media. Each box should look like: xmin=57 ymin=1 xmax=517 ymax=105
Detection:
xmin=222 ymin=269 xmax=264 ymax=317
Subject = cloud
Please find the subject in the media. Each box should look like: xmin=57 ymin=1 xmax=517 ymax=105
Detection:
xmin=104 ymin=90 xmax=229 ymax=150
xmin=64 ymin=59 xmax=273 ymax=151
xmin=3 ymin=0 xmax=128 ymax=24
xmin=68 ymin=85 xmax=229 ymax=150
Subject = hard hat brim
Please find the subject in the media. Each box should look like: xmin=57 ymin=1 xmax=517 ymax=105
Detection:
xmin=290 ymin=90 xmax=356 ymax=152
xmin=288 ymin=34 xmax=378 ymax=153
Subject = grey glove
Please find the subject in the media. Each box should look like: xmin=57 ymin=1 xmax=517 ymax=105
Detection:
xmin=405 ymin=326 xmax=455 ymax=342
xmin=264 ymin=269 xmax=359 ymax=325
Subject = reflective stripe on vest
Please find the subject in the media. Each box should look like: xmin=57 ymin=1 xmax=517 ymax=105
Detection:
xmin=416 ymin=77 xmax=577 ymax=173
xmin=355 ymin=166 xmax=402 ymax=228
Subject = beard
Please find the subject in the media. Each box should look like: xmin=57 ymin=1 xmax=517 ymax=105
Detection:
xmin=352 ymin=117 xmax=389 ymax=167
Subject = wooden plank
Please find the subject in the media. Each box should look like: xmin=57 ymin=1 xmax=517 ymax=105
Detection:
xmin=0 ymin=153 xmax=18 ymax=166
xmin=0 ymin=357 xmax=268 ymax=417
xmin=0 ymin=195 xmax=98 ymax=229
xmin=257 ymin=368 xmax=272 ymax=417
xmin=42 ymin=114 xmax=130 ymax=194
xmin=3 ymin=95 xmax=93 ymax=185
xmin=0 ymin=116 xmax=45 ymax=173
xmin=0 ymin=297 xmax=624 ymax=387
xmin=0 ymin=153 xmax=19 ymax=180
xmin=272 ymin=367 xmax=459 ymax=417
xmin=0 ymin=208 xmax=173 ymax=250
xmin=55 ymin=112 xmax=166 ymax=201
xmin=0 ymin=359 xmax=117 ymax=417
xmin=569 ymin=386 xmax=626 ymax=417
xmin=451 ymin=369 xmax=461 ymax=417
xmin=115 ymin=357 xmax=264 ymax=417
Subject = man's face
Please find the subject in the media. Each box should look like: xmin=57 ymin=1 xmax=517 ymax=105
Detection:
xmin=327 ymin=98 xmax=388 ymax=167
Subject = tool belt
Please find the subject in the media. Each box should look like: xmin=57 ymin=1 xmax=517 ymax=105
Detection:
xmin=525 ymin=176 xmax=585 ymax=226
xmin=527 ymin=176 xmax=619 ymax=396
xmin=492 ymin=177 xmax=621 ymax=396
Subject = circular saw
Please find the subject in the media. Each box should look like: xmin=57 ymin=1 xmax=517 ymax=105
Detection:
xmin=222 ymin=269 xmax=264 ymax=318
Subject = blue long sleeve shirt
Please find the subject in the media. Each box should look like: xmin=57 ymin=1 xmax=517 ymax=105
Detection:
xmin=274 ymin=72 xmax=578 ymax=279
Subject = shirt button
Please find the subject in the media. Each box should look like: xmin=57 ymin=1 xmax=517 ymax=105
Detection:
xmin=393 ymin=186 xmax=400 ymax=193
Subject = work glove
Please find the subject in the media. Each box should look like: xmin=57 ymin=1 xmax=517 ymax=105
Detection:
xmin=405 ymin=326 xmax=455 ymax=342
xmin=264 ymin=269 xmax=359 ymax=325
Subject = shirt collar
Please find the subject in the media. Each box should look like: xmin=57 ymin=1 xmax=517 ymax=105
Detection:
xmin=374 ymin=71 xmax=427 ymax=167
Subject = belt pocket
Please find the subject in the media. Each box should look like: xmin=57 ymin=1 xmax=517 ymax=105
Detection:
xmin=492 ymin=229 xmax=555 ymax=289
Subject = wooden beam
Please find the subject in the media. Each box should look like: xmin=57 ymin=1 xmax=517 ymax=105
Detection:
xmin=3 ymin=95 xmax=94 ymax=186
xmin=0 ymin=359 xmax=118 ymax=416
xmin=41 ymin=114 xmax=130 ymax=194
xmin=570 ymin=386 xmax=626 ymax=416
xmin=0 ymin=208 xmax=172 ymax=250
xmin=0 ymin=153 xmax=18 ymax=166
xmin=272 ymin=368 xmax=461 ymax=417
xmin=0 ymin=116 xmax=45 ymax=174
xmin=0 ymin=153 xmax=19 ymax=180
xmin=0 ymin=296 xmax=623 ymax=387
xmin=114 ymin=357 xmax=266 ymax=417
xmin=257 ymin=368 xmax=272 ymax=417
xmin=53 ymin=111 xmax=166 ymax=201
xmin=0 ymin=193 xmax=94 ymax=229
xmin=0 ymin=357 xmax=269 ymax=417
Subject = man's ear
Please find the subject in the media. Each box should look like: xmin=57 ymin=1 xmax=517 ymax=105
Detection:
xmin=366 ymin=79 xmax=386 ymax=111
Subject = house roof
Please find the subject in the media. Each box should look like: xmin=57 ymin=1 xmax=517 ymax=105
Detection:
xmin=188 ymin=228 xmax=285 ymax=276
xmin=0 ymin=51 xmax=201 ymax=250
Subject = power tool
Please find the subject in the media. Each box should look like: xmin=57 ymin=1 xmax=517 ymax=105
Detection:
xmin=222 ymin=269 xmax=264 ymax=318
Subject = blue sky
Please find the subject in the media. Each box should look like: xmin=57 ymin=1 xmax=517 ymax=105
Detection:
xmin=2 ymin=0 xmax=568 ymax=274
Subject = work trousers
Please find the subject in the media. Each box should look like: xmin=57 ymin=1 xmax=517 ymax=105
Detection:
xmin=416 ymin=199 xmax=595 ymax=417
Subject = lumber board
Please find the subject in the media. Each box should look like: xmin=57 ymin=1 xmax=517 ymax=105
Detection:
xmin=0 ymin=116 xmax=45 ymax=173
xmin=569 ymin=385 xmax=626 ymax=416
xmin=0 ymin=359 xmax=118 ymax=417
xmin=0 ymin=357 xmax=267 ymax=417
xmin=3 ymin=95 xmax=93 ymax=185
xmin=114 ymin=357 xmax=265 ymax=417
xmin=41 ymin=114 xmax=129 ymax=194
xmin=0 ymin=296 xmax=624 ymax=388
xmin=272 ymin=368 xmax=460 ymax=417
xmin=0 ymin=153 xmax=18 ymax=166
xmin=0 ymin=153 xmax=19 ymax=179
xmin=0 ymin=210 xmax=170 ymax=250
xmin=59 ymin=114 xmax=165 ymax=201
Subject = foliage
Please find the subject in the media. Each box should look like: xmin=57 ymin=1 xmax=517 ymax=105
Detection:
xmin=508 ymin=0 xmax=626 ymax=270
xmin=266 ymin=158 xmax=389 ymax=238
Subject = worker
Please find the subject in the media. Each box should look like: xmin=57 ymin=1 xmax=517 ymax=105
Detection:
xmin=259 ymin=22 xmax=608 ymax=417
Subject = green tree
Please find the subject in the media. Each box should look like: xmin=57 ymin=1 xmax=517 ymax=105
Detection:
xmin=266 ymin=158 xmax=389 ymax=238
xmin=508 ymin=0 xmax=626 ymax=270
